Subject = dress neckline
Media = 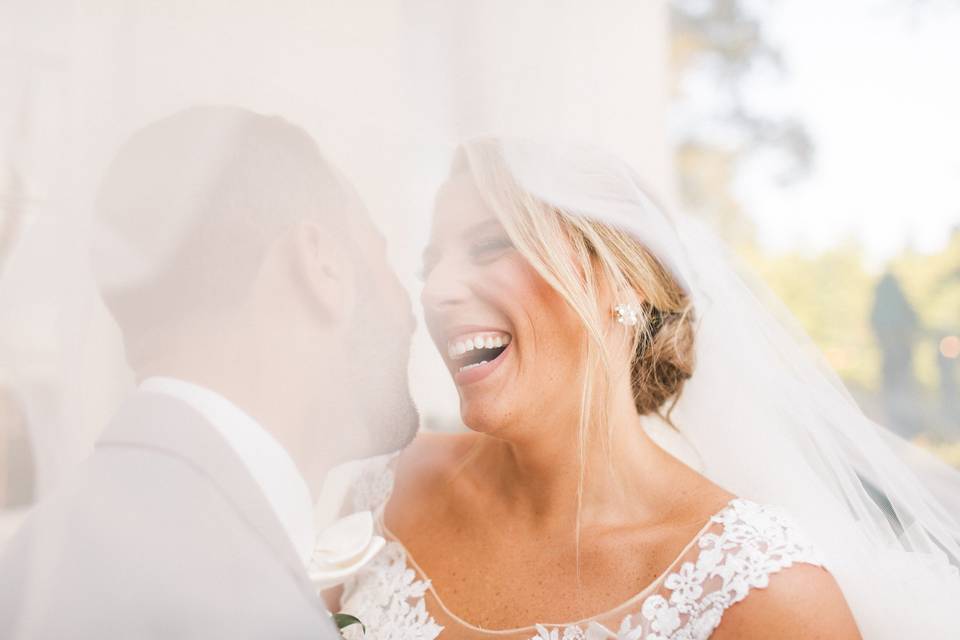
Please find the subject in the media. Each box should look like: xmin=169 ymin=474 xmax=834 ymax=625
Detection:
xmin=379 ymin=496 xmax=740 ymax=635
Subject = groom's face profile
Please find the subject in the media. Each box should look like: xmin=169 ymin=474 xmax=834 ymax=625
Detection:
xmin=93 ymin=106 xmax=418 ymax=466
xmin=330 ymin=206 xmax=420 ymax=458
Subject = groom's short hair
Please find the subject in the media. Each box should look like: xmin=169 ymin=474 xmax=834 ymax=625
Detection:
xmin=92 ymin=106 xmax=357 ymax=366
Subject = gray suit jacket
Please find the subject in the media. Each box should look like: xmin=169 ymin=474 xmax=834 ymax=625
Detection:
xmin=0 ymin=391 xmax=340 ymax=639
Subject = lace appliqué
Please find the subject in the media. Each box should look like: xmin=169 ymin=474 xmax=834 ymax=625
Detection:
xmin=532 ymin=499 xmax=825 ymax=640
xmin=340 ymin=541 xmax=444 ymax=640
xmin=340 ymin=487 xmax=823 ymax=640
xmin=350 ymin=463 xmax=396 ymax=515
xmin=339 ymin=461 xmax=443 ymax=640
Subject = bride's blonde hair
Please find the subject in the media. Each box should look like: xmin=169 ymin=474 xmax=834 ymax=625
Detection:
xmin=452 ymin=138 xmax=697 ymax=574
xmin=454 ymin=138 xmax=696 ymax=441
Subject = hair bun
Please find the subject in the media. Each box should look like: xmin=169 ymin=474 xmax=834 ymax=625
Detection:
xmin=631 ymin=306 xmax=695 ymax=417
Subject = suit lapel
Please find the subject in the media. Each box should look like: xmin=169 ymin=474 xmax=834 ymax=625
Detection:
xmin=97 ymin=391 xmax=324 ymax=613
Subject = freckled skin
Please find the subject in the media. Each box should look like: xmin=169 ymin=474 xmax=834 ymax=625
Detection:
xmin=388 ymin=174 xmax=859 ymax=638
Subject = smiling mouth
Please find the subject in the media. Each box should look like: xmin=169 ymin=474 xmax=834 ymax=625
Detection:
xmin=447 ymin=331 xmax=512 ymax=373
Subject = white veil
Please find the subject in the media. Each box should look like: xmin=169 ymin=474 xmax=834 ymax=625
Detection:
xmin=461 ymin=138 xmax=960 ymax=639
xmin=2 ymin=3 xmax=958 ymax=637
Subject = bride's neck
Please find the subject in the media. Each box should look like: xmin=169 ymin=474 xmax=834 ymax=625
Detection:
xmin=469 ymin=389 xmax=682 ymax=531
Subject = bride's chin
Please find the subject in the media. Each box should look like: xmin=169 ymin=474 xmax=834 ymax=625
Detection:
xmin=458 ymin=402 xmax=509 ymax=436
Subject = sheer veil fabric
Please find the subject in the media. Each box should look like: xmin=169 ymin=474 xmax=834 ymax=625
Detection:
xmin=7 ymin=4 xmax=958 ymax=638
xmin=441 ymin=138 xmax=960 ymax=638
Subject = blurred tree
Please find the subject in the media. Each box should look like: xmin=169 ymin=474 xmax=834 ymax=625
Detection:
xmin=669 ymin=1 xmax=959 ymax=462
xmin=671 ymin=0 xmax=812 ymax=241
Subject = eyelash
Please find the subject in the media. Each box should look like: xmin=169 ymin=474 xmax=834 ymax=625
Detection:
xmin=469 ymin=236 xmax=513 ymax=260
xmin=418 ymin=236 xmax=513 ymax=282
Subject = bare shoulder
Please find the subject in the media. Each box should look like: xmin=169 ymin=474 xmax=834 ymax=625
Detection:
xmin=385 ymin=430 xmax=479 ymax=531
xmin=711 ymin=562 xmax=861 ymax=640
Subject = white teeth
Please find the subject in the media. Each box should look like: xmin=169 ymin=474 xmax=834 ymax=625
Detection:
xmin=458 ymin=360 xmax=488 ymax=373
xmin=446 ymin=331 xmax=513 ymax=361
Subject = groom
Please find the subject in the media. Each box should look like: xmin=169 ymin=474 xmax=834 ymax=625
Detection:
xmin=0 ymin=107 xmax=418 ymax=638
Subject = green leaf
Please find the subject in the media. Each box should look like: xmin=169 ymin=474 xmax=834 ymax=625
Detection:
xmin=332 ymin=612 xmax=365 ymax=635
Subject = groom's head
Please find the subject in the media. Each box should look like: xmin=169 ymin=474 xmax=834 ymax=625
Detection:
xmin=92 ymin=106 xmax=418 ymax=463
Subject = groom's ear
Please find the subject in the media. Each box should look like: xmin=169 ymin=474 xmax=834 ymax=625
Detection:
xmin=289 ymin=220 xmax=357 ymax=326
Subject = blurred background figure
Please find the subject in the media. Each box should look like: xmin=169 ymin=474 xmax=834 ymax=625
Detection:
xmin=938 ymin=332 xmax=960 ymax=433
xmin=870 ymin=273 xmax=922 ymax=439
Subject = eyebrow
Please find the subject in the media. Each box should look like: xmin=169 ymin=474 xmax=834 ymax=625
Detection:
xmin=421 ymin=217 xmax=504 ymax=265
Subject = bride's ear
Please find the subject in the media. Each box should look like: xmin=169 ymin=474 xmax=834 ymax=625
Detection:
xmin=290 ymin=220 xmax=357 ymax=326
xmin=590 ymin=257 xmax=643 ymax=323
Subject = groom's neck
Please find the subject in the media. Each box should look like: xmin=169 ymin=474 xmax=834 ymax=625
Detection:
xmin=136 ymin=346 xmax=337 ymax=503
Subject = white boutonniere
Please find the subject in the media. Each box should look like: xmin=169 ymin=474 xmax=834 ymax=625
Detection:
xmin=308 ymin=510 xmax=385 ymax=590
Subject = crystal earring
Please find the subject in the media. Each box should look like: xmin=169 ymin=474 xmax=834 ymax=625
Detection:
xmin=613 ymin=302 xmax=639 ymax=326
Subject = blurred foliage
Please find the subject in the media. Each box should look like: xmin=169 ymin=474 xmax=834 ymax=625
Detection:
xmin=743 ymin=232 xmax=960 ymax=440
xmin=740 ymin=243 xmax=880 ymax=391
xmin=922 ymin=439 xmax=960 ymax=468
xmin=669 ymin=1 xmax=960 ymax=461
xmin=671 ymin=0 xmax=812 ymax=189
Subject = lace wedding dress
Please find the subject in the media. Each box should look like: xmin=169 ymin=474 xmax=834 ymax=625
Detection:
xmin=337 ymin=465 xmax=826 ymax=640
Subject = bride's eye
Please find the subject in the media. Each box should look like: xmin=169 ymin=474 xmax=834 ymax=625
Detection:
xmin=469 ymin=235 xmax=513 ymax=262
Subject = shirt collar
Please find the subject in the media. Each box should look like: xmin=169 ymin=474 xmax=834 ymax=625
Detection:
xmin=138 ymin=376 xmax=316 ymax=566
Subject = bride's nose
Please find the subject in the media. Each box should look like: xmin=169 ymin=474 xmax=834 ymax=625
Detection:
xmin=420 ymin=259 xmax=472 ymax=312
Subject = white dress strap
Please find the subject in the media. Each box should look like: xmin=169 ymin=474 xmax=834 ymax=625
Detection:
xmin=589 ymin=498 xmax=826 ymax=640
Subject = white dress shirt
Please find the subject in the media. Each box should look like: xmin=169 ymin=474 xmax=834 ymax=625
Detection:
xmin=139 ymin=377 xmax=316 ymax=567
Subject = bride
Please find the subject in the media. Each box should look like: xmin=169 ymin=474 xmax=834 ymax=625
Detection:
xmin=335 ymin=138 xmax=960 ymax=639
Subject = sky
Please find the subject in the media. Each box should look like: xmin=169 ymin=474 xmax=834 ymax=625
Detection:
xmin=733 ymin=0 xmax=960 ymax=269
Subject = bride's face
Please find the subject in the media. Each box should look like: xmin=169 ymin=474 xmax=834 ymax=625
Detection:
xmin=421 ymin=174 xmax=587 ymax=436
